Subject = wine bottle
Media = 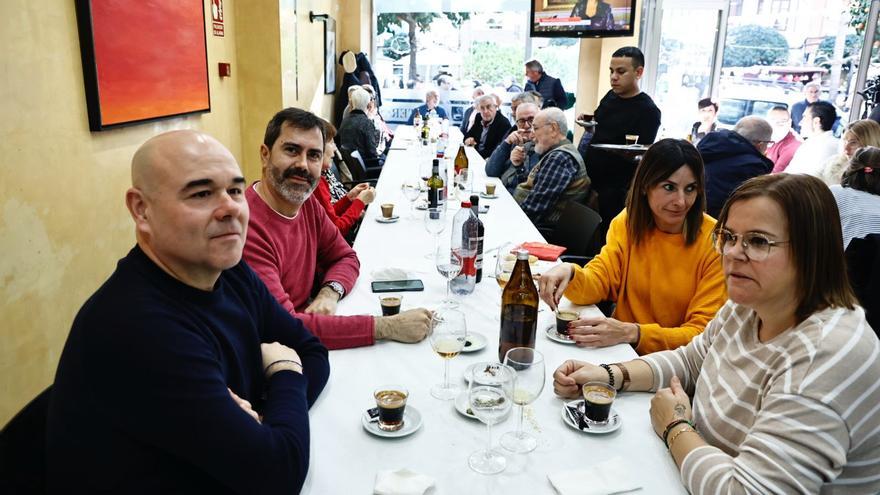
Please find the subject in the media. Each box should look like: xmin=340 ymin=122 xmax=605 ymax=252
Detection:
xmin=427 ymin=159 xmax=443 ymax=209
xmin=450 ymin=201 xmax=477 ymax=296
xmin=469 ymin=195 xmax=485 ymax=283
xmin=454 ymin=144 xmax=469 ymax=175
xmin=499 ymin=249 xmax=539 ymax=362
xmin=421 ymin=113 xmax=431 ymax=140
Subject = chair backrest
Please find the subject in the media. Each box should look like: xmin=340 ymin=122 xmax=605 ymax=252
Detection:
xmin=338 ymin=145 xmax=367 ymax=182
xmin=548 ymin=201 xmax=602 ymax=258
xmin=845 ymin=234 xmax=880 ymax=335
xmin=0 ymin=386 xmax=52 ymax=494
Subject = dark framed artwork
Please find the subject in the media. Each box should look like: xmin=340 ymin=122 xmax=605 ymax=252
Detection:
xmin=324 ymin=18 xmax=337 ymax=94
xmin=74 ymin=0 xmax=211 ymax=131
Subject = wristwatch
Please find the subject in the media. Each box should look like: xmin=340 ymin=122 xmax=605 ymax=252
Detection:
xmin=322 ymin=281 xmax=345 ymax=300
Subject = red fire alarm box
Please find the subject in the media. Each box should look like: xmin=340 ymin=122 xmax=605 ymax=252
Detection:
xmin=218 ymin=63 xmax=231 ymax=78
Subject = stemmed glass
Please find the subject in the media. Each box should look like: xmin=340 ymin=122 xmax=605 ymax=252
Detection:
xmin=424 ymin=207 xmax=446 ymax=258
xmin=468 ymin=362 xmax=515 ymax=475
xmin=401 ymin=179 xmax=421 ymax=219
xmin=500 ymin=348 xmax=545 ymax=453
xmin=493 ymin=242 xmax=515 ymax=291
xmin=434 ymin=238 xmax=462 ymax=308
xmin=429 ymin=309 xmax=467 ymax=400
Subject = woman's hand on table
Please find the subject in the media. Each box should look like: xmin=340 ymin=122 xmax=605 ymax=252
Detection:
xmin=568 ymin=316 xmax=639 ymax=347
xmin=552 ymin=359 xmax=609 ymax=399
xmin=649 ymin=376 xmax=693 ymax=438
xmin=538 ymin=263 xmax=574 ymax=310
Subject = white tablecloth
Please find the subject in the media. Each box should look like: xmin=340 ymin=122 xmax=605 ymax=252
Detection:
xmin=302 ymin=127 xmax=686 ymax=494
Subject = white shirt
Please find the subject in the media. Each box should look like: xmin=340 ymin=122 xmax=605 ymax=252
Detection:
xmin=786 ymin=130 xmax=840 ymax=177
xmin=831 ymin=184 xmax=880 ymax=249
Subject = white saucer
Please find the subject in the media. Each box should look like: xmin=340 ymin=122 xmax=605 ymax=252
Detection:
xmin=461 ymin=332 xmax=487 ymax=352
xmin=455 ymin=392 xmax=512 ymax=421
xmin=545 ymin=324 xmax=576 ymax=345
xmin=479 ymin=193 xmax=498 ymax=199
xmin=462 ymin=362 xmax=484 ymax=383
xmin=561 ymin=400 xmax=621 ymax=434
xmin=415 ymin=202 xmax=429 ymax=210
xmin=376 ymin=216 xmax=400 ymax=223
xmin=362 ymin=406 xmax=423 ymax=438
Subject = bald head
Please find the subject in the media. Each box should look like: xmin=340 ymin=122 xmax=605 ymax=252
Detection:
xmin=734 ymin=116 xmax=773 ymax=149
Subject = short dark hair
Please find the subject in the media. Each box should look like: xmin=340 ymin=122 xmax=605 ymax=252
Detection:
xmin=842 ymin=146 xmax=880 ymax=195
xmin=717 ymin=174 xmax=856 ymax=322
xmin=769 ymin=105 xmax=789 ymax=114
xmin=525 ymin=60 xmax=544 ymax=73
xmin=263 ymin=107 xmax=325 ymax=149
xmin=611 ymin=46 xmax=645 ymax=69
xmin=806 ymin=101 xmax=836 ymax=132
xmin=697 ymin=98 xmax=717 ymax=111
xmin=625 ymin=138 xmax=707 ymax=246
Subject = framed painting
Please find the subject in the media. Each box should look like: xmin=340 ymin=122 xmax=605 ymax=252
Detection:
xmin=324 ymin=18 xmax=337 ymax=94
xmin=74 ymin=0 xmax=211 ymax=131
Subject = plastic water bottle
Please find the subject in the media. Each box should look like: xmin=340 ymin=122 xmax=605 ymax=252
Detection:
xmin=450 ymin=201 xmax=478 ymax=295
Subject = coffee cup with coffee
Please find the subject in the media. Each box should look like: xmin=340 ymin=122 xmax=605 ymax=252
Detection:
xmin=581 ymin=381 xmax=616 ymax=423
xmin=555 ymin=310 xmax=578 ymax=338
xmin=485 ymin=183 xmax=496 ymax=196
xmin=379 ymin=295 xmax=402 ymax=316
xmin=374 ymin=386 xmax=408 ymax=431
xmin=380 ymin=203 xmax=395 ymax=218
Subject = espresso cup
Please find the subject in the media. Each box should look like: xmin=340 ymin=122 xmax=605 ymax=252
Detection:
xmin=625 ymin=134 xmax=639 ymax=145
xmin=582 ymin=381 xmax=616 ymax=423
xmin=379 ymin=295 xmax=402 ymax=316
xmin=380 ymin=203 xmax=394 ymax=218
xmin=485 ymin=183 xmax=496 ymax=196
xmin=555 ymin=310 xmax=578 ymax=337
xmin=374 ymin=386 xmax=408 ymax=431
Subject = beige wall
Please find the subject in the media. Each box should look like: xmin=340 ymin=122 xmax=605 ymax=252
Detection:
xmin=0 ymin=0 xmax=368 ymax=426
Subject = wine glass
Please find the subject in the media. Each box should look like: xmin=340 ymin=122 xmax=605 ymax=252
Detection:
xmin=401 ymin=179 xmax=421 ymax=219
xmin=424 ymin=207 xmax=446 ymax=258
xmin=429 ymin=309 xmax=467 ymax=400
xmin=500 ymin=348 xmax=545 ymax=453
xmin=493 ymin=242 xmax=515 ymax=291
xmin=468 ymin=362 xmax=515 ymax=475
xmin=434 ymin=238 xmax=462 ymax=308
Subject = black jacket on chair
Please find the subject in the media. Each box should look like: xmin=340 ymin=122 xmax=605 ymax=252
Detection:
xmin=465 ymin=114 xmax=511 ymax=159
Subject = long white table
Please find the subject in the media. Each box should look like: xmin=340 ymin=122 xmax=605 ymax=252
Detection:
xmin=303 ymin=128 xmax=686 ymax=494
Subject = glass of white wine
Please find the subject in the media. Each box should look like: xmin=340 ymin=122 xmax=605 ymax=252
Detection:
xmin=468 ymin=362 xmax=515 ymax=475
xmin=500 ymin=347 xmax=545 ymax=453
xmin=429 ymin=308 xmax=466 ymax=400
xmin=435 ymin=238 xmax=462 ymax=308
xmin=493 ymin=242 xmax=515 ymax=291
xmin=401 ymin=179 xmax=421 ymax=219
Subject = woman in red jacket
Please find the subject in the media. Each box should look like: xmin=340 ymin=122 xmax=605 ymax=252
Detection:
xmin=315 ymin=120 xmax=375 ymax=237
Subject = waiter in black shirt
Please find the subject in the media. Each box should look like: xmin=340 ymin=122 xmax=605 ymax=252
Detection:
xmin=581 ymin=46 xmax=661 ymax=234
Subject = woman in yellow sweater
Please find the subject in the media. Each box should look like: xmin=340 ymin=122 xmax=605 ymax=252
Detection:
xmin=539 ymin=138 xmax=726 ymax=354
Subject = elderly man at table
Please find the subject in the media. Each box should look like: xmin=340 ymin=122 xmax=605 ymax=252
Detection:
xmin=464 ymin=94 xmax=512 ymax=159
xmin=407 ymin=88 xmax=447 ymax=125
xmin=786 ymin=100 xmax=840 ymax=177
xmin=486 ymin=102 xmax=541 ymax=193
xmin=582 ymin=46 xmax=661 ymax=235
xmin=512 ymin=107 xmax=590 ymax=228
xmin=47 ymin=130 xmax=330 ymax=492
xmin=243 ymin=107 xmax=431 ymax=350
xmin=697 ymin=116 xmax=774 ymax=218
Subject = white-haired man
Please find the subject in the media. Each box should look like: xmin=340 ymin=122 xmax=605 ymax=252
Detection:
xmin=407 ymin=89 xmax=447 ymax=124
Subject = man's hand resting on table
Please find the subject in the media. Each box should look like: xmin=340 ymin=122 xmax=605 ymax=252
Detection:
xmin=304 ymin=287 xmax=340 ymax=315
xmin=374 ymin=308 xmax=432 ymax=343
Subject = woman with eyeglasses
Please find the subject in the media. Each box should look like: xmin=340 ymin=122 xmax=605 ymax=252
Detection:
xmin=539 ymin=139 xmax=726 ymax=354
xmin=552 ymin=173 xmax=880 ymax=493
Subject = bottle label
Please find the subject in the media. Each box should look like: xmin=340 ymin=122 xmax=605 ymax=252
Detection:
xmin=471 ymin=236 xmax=484 ymax=270
xmin=428 ymin=188 xmax=438 ymax=208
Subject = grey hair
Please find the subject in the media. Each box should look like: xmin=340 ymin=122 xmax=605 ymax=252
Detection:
xmin=525 ymin=59 xmax=544 ymax=73
xmin=425 ymin=89 xmax=439 ymax=100
xmin=541 ymin=107 xmax=567 ymax=135
xmin=734 ymin=116 xmax=773 ymax=146
xmin=511 ymin=92 xmax=540 ymax=105
xmin=476 ymin=94 xmax=497 ymax=108
xmin=350 ymin=87 xmax=371 ymax=111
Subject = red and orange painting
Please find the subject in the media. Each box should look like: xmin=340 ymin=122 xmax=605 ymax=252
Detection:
xmin=76 ymin=0 xmax=210 ymax=130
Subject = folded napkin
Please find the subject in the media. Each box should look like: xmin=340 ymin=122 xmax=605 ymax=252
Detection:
xmin=371 ymin=268 xmax=411 ymax=281
xmin=374 ymin=468 xmax=436 ymax=495
xmin=548 ymin=457 xmax=642 ymax=495
xmin=516 ymin=242 xmax=567 ymax=261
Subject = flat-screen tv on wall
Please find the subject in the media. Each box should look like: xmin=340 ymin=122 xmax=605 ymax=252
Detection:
xmin=530 ymin=0 xmax=636 ymax=38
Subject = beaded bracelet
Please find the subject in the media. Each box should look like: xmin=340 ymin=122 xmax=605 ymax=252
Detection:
xmin=662 ymin=419 xmax=695 ymax=448
xmin=599 ymin=363 xmax=615 ymax=389
xmin=264 ymin=359 xmax=303 ymax=376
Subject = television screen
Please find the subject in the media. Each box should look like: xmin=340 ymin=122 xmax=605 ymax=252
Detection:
xmin=530 ymin=0 xmax=636 ymax=38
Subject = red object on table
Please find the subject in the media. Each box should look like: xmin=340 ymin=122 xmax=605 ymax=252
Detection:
xmin=514 ymin=242 xmax=567 ymax=261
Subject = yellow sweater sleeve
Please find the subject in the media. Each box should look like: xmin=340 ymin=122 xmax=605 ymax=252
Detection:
xmin=564 ymin=212 xmax=629 ymax=305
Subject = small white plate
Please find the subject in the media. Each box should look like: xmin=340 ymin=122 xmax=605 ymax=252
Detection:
xmin=462 ymin=362 xmax=483 ymax=384
xmin=376 ymin=216 xmax=400 ymax=224
xmin=454 ymin=392 xmax=479 ymax=420
xmin=479 ymin=193 xmax=499 ymax=199
xmin=362 ymin=405 xmax=423 ymax=438
xmin=461 ymin=332 xmax=487 ymax=353
xmin=545 ymin=324 xmax=576 ymax=345
xmin=561 ymin=400 xmax=621 ymax=434
xmin=576 ymin=119 xmax=598 ymax=127
xmin=415 ymin=202 xmax=429 ymax=210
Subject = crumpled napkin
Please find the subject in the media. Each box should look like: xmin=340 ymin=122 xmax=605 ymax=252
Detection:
xmin=516 ymin=242 xmax=567 ymax=261
xmin=373 ymin=468 xmax=436 ymax=495
xmin=548 ymin=456 xmax=642 ymax=495
xmin=371 ymin=268 xmax=410 ymax=281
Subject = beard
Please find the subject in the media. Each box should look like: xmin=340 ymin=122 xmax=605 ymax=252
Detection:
xmin=269 ymin=165 xmax=318 ymax=205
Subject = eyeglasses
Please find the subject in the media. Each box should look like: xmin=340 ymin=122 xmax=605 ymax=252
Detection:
xmin=712 ymin=228 xmax=789 ymax=261
xmin=516 ymin=117 xmax=534 ymax=127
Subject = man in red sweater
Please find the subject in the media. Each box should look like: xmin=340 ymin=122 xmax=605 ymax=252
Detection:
xmin=243 ymin=107 xmax=431 ymax=349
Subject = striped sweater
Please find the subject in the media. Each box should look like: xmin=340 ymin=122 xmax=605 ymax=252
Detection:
xmin=640 ymin=301 xmax=880 ymax=494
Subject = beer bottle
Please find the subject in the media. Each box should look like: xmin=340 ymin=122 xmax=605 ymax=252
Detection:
xmin=469 ymin=195 xmax=485 ymax=283
xmin=427 ymin=159 xmax=444 ymax=209
xmin=454 ymin=144 xmax=469 ymax=175
xmin=499 ymin=249 xmax=538 ymax=362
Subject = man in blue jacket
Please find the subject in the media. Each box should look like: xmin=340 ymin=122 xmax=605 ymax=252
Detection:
xmin=697 ymin=116 xmax=774 ymax=218
xmin=524 ymin=60 xmax=567 ymax=109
